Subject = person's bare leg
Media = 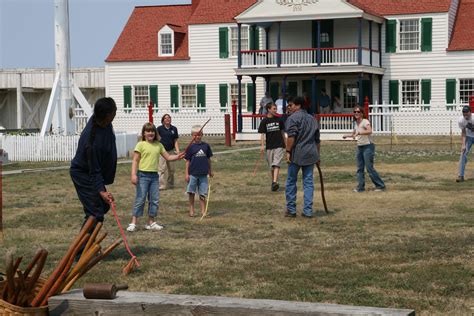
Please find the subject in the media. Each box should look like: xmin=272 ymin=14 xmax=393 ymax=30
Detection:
xmin=188 ymin=193 xmax=195 ymax=217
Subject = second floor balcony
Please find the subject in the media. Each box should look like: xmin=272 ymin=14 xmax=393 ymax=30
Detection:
xmin=240 ymin=46 xmax=380 ymax=68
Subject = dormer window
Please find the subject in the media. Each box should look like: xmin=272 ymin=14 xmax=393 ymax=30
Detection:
xmin=158 ymin=25 xmax=174 ymax=57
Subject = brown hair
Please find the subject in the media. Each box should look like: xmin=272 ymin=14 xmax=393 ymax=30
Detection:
xmin=161 ymin=113 xmax=171 ymax=124
xmin=353 ymin=105 xmax=366 ymax=119
xmin=141 ymin=122 xmax=158 ymax=141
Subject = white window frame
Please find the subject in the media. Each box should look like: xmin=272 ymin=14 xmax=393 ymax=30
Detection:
xmin=133 ymin=85 xmax=150 ymax=108
xmin=459 ymin=78 xmax=474 ymax=105
xmin=158 ymin=26 xmax=174 ymax=57
xmin=230 ymin=83 xmax=247 ymax=110
xmin=181 ymin=84 xmax=197 ymax=108
xmin=230 ymin=26 xmax=249 ymax=58
xmin=401 ymin=80 xmax=420 ymax=104
xmin=397 ymin=18 xmax=421 ymax=53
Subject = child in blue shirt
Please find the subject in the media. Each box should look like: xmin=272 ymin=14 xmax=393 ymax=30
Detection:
xmin=185 ymin=125 xmax=213 ymax=217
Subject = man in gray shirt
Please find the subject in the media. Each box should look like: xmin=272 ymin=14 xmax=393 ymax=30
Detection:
xmin=285 ymin=96 xmax=320 ymax=218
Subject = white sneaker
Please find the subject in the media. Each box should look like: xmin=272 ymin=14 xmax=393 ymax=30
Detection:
xmin=126 ymin=223 xmax=136 ymax=232
xmin=145 ymin=222 xmax=163 ymax=231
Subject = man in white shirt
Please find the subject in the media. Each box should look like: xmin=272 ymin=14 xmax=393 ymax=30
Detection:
xmin=457 ymin=105 xmax=474 ymax=182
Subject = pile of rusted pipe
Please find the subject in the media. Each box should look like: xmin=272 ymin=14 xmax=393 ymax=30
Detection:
xmin=2 ymin=216 xmax=122 ymax=308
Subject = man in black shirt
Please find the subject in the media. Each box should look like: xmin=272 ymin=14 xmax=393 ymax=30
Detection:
xmin=258 ymin=102 xmax=286 ymax=191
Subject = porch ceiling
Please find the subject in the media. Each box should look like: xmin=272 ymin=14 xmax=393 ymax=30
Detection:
xmin=236 ymin=0 xmax=384 ymax=24
xmin=234 ymin=65 xmax=385 ymax=76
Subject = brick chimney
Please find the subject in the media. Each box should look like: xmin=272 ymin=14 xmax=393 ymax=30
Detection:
xmin=192 ymin=0 xmax=201 ymax=13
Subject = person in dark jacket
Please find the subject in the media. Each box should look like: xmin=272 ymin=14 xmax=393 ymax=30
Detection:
xmin=70 ymin=97 xmax=117 ymax=224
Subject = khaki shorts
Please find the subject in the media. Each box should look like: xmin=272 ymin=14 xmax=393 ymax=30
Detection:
xmin=266 ymin=147 xmax=284 ymax=168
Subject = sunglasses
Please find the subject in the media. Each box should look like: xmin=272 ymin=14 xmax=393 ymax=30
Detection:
xmin=353 ymin=111 xmax=361 ymax=113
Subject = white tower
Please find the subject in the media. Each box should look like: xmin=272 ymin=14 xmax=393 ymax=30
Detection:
xmin=53 ymin=0 xmax=75 ymax=134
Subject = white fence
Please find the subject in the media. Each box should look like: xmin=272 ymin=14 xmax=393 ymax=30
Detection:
xmin=239 ymin=102 xmax=466 ymax=136
xmin=0 ymin=133 xmax=137 ymax=161
xmin=0 ymin=103 xmax=467 ymax=161
xmin=112 ymin=107 xmax=231 ymax=135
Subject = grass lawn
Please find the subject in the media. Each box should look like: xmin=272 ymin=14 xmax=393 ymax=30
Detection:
xmin=1 ymin=136 xmax=473 ymax=315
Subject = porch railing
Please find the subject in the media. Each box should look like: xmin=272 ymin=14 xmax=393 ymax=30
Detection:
xmin=238 ymin=103 xmax=467 ymax=136
xmin=241 ymin=47 xmax=379 ymax=68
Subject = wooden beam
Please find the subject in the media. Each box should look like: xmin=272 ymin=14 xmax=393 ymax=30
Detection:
xmin=48 ymin=290 xmax=415 ymax=316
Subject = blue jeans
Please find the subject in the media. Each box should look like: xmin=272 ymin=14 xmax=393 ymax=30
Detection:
xmin=356 ymin=143 xmax=385 ymax=191
xmin=132 ymin=171 xmax=159 ymax=218
xmin=458 ymin=136 xmax=474 ymax=177
xmin=285 ymin=163 xmax=314 ymax=216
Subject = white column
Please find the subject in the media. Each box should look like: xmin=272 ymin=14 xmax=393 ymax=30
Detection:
xmin=16 ymin=73 xmax=23 ymax=129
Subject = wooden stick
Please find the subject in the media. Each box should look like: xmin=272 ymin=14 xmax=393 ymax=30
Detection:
xmin=5 ymin=250 xmax=15 ymax=302
xmin=18 ymin=249 xmax=48 ymax=307
xmin=61 ymin=244 xmax=101 ymax=291
xmin=11 ymin=270 xmax=26 ymax=305
xmin=23 ymin=248 xmax=45 ymax=279
xmin=61 ymin=239 xmax=122 ymax=293
xmin=39 ymin=232 xmax=90 ymax=306
xmin=83 ymin=222 xmax=102 ymax=253
xmin=13 ymin=256 xmax=23 ymax=275
xmin=31 ymin=216 xmax=96 ymax=307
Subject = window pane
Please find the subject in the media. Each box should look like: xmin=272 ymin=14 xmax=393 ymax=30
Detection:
xmin=460 ymin=79 xmax=474 ymax=104
xmin=230 ymin=83 xmax=247 ymax=110
xmin=134 ymin=85 xmax=149 ymax=108
xmin=161 ymin=33 xmax=172 ymax=55
xmin=401 ymin=80 xmax=419 ymax=104
xmin=399 ymin=19 xmax=419 ymax=51
xmin=181 ymin=84 xmax=196 ymax=108
xmin=343 ymin=83 xmax=358 ymax=109
xmin=230 ymin=26 xmax=249 ymax=56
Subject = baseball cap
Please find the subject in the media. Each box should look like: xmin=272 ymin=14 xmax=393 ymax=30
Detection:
xmin=462 ymin=105 xmax=471 ymax=113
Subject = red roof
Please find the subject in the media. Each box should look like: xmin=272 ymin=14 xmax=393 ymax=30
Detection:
xmin=447 ymin=0 xmax=474 ymax=51
xmin=188 ymin=0 xmax=257 ymax=24
xmin=106 ymin=5 xmax=193 ymax=62
xmin=348 ymin=0 xmax=451 ymax=15
xmin=107 ymin=0 xmax=472 ymax=62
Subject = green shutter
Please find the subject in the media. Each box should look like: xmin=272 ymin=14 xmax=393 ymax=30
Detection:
xmin=219 ymin=84 xmax=228 ymax=111
xmin=270 ymin=82 xmax=279 ymax=101
xmin=197 ymin=84 xmax=206 ymax=112
xmin=385 ymin=20 xmax=396 ymax=53
xmin=249 ymin=25 xmax=256 ymax=50
xmin=421 ymin=79 xmax=431 ymax=104
xmin=389 ymin=80 xmax=399 ymax=104
xmin=255 ymin=27 xmax=260 ymax=50
xmin=123 ymin=85 xmax=132 ymax=112
xmin=219 ymin=27 xmax=229 ymax=58
xmin=446 ymin=79 xmax=456 ymax=104
xmin=149 ymin=85 xmax=158 ymax=110
xmin=421 ymin=18 xmax=432 ymax=52
xmin=247 ymin=83 xmax=255 ymax=112
xmin=170 ymin=85 xmax=179 ymax=109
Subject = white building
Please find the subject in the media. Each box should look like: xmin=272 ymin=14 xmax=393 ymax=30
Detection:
xmin=105 ymin=0 xmax=473 ymax=134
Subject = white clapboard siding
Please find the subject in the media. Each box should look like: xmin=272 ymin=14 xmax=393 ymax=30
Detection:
xmin=381 ymin=12 xmax=474 ymax=106
xmin=106 ymin=23 xmax=266 ymax=116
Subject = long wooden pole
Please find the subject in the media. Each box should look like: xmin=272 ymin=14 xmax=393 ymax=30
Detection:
xmin=0 ymin=160 xmax=3 ymax=241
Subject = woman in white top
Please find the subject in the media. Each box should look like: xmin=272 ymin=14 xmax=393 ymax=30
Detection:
xmin=343 ymin=106 xmax=385 ymax=192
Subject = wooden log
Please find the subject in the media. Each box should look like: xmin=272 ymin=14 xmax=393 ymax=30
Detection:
xmin=48 ymin=291 xmax=416 ymax=316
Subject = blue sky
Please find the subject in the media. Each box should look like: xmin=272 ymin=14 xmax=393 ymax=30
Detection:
xmin=0 ymin=0 xmax=188 ymax=69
